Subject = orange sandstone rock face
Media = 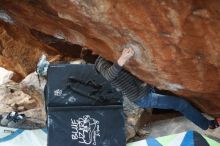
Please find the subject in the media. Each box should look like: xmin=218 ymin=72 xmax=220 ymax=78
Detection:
xmin=0 ymin=0 xmax=220 ymax=115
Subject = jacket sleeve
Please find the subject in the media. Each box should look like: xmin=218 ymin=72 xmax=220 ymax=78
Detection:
xmin=95 ymin=56 xmax=122 ymax=81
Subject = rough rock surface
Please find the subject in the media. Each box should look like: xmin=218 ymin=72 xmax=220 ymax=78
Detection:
xmin=123 ymin=96 xmax=145 ymax=140
xmin=0 ymin=81 xmax=46 ymax=129
xmin=0 ymin=0 xmax=219 ymax=115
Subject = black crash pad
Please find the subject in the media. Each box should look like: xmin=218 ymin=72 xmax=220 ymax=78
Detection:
xmin=46 ymin=64 xmax=126 ymax=146
xmin=46 ymin=64 xmax=123 ymax=107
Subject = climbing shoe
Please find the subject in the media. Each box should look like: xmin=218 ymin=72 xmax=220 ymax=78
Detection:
xmin=209 ymin=118 xmax=220 ymax=129
xmin=1 ymin=112 xmax=18 ymax=126
xmin=7 ymin=114 xmax=26 ymax=128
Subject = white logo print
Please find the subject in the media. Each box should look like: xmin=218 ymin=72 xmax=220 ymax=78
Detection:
xmin=71 ymin=115 xmax=100 ymax=145
xmin=54 ymin=89 xmax=62 ymax=96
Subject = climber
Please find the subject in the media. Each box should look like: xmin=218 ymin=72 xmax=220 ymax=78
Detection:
xmin=95 ymin=48 xmax=220 ymax=130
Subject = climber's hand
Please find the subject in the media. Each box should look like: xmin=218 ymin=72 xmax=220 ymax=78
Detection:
xmin=117 ymin=48 xmax=135 ymax=66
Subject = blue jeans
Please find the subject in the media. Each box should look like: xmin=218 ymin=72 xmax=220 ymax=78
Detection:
xmin=134 ymin=88 xmax=211 ymax=130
